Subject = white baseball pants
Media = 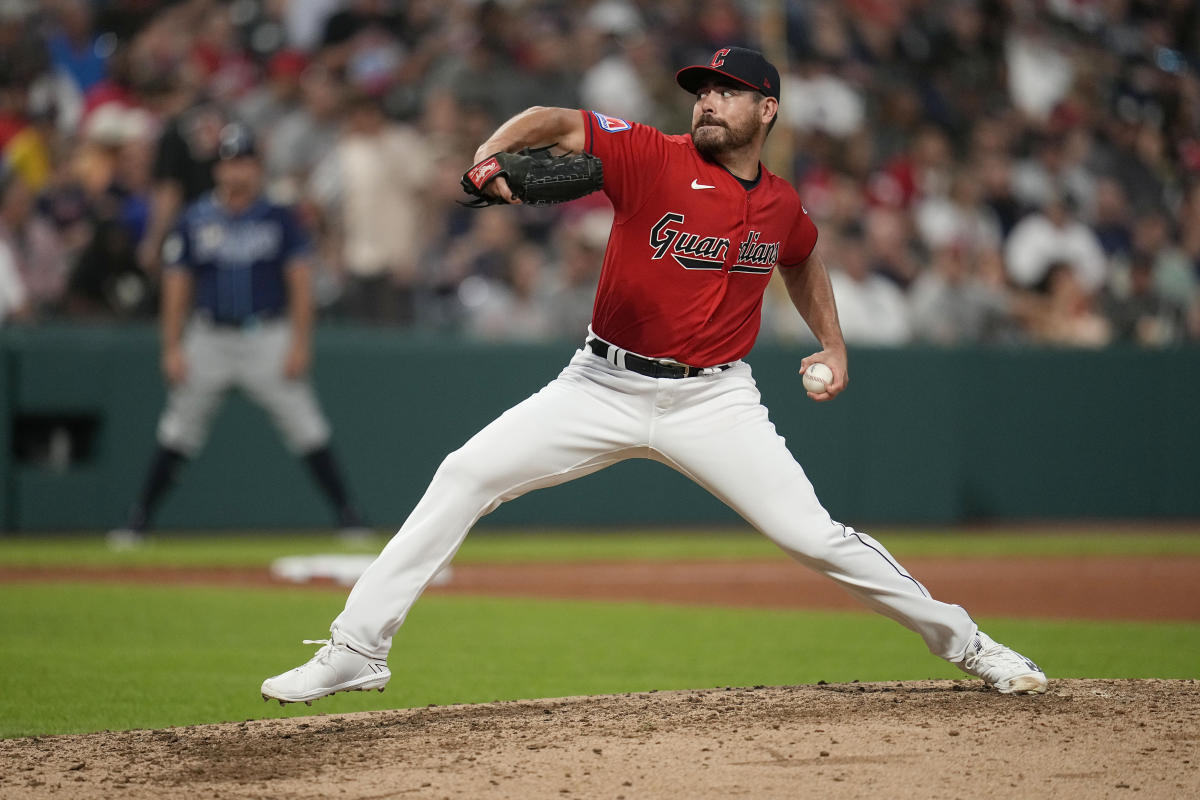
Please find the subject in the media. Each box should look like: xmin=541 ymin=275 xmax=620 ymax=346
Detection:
xmin=157 ymin=317 xmax=330 ymax=456
xmin=331 ymin=348 xmax=977 ymax=662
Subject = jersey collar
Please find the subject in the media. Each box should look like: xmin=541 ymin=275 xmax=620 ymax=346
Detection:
xmin=727 ymin=163 xmax=762 ymax=191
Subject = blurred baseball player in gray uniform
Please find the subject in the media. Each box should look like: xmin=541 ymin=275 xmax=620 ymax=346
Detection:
xmin=109 ymin=124 xmax=366 ymax=546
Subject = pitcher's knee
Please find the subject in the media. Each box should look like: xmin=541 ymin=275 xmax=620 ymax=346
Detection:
xmin=433 ymin=447 xmax=477 ymax=487
xmin=432 ymin=445 xmax=511 ymax=500
xmin=759 ymin=513 xmax=843 ymax=562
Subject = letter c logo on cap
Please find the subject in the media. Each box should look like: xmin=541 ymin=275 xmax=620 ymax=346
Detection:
xmin=710 ymin=48 xmax=730 ymax=68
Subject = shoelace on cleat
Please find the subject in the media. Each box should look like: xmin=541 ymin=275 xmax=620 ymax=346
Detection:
xmin=300 ymin=638 xmax=336 ymax=666
xmin=964 ymin=639 xmax=1036 ymax=675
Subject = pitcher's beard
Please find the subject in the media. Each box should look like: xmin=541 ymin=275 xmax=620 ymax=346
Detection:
xmin=691 ymin=118 xmax=758 ymax=159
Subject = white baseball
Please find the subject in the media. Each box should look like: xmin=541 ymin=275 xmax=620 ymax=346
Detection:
xmin=802 ymin=362 xmax=833 ymax=394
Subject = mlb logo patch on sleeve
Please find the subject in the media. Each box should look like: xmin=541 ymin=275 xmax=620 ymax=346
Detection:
xmin=592 ymin=111 xmax=631 ymax=133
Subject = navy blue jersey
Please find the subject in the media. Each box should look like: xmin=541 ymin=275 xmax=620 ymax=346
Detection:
xmin=164 ymin=193 xmax=311 ymax=323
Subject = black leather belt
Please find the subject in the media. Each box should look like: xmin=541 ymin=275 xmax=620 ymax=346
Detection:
xmin=586 ymin=338 xmax=731 ymax=379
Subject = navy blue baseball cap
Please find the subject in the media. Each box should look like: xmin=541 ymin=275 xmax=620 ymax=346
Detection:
xmin=676 ymin=47 xmax=780 ymax=101
xmin=218 ymin=122 xmax=258 ymax=160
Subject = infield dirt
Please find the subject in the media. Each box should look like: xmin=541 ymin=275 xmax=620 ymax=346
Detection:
xmin=2 ymin=679 xmax=1197 ymax=799
xmin=5 ymin=554 xmax=1199 ymax=620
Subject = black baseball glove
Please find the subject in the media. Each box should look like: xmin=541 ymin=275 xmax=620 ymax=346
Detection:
xmin=460 ymin=146 xmax=603 ymax=208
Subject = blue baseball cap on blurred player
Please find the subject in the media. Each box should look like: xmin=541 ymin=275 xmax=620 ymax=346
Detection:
xmin=218 ymin=122 xmax=258 ymax=160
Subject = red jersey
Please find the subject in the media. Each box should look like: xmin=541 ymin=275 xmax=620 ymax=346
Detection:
xmin=582 ymin=109 xmax=818 ymax=366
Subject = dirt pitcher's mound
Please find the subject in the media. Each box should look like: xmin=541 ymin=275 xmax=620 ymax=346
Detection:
xmin=3 ymin=680 xmax=1197 ymax=800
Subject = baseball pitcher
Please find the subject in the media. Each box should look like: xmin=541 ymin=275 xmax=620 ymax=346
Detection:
xmin=262 ymin=48 xmax=1046 ymax=703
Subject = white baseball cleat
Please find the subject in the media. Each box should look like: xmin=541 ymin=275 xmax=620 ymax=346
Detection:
xmin=954 ymin=630 xmax=1047 ymax=694
xmin=261 ymin=639 xmax=390 ymax=705
xmin=105 ymin=528 xmax=146 ymax=551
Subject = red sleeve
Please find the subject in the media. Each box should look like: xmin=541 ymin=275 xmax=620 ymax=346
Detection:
xmin=777 ymin=199 xmax=819 ymax=268
xmin=581 ymin=109 xmax=669 ymax=218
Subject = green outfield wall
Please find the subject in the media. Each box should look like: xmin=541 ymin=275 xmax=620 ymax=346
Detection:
xmin=0 ymin=325 xmax=1196 ymax=532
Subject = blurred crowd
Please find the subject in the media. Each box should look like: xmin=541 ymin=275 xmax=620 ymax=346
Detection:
xmin=0 ymin=0 xmax=1198 ymax=348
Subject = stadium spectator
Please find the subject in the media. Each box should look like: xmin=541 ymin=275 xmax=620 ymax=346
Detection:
xmin=976 ymin=151 xmax=1023 ymax=239
xmin=781 ymin=56 xmax=865 ymax=139
xmin=1090 ymin=178 xmax=1134 ymax=259
xmin=3 ymin=85 xmax=57 ymax=195
xmin=0 ymin=166 xmax=67 ymax=316
xmin=913 ymin=168 xmax=1003 ymax=258
xmin=1004 ymin=191 xmax=1108 ymax=295
xmin=440 ymin=208 xmax=525 ymax=296
xmin=45 ymin=0 xmax=111 ymax=95
xmin=263 ymin=63 xmax=344 ymax=204
xmin=827 ymin=229 xmax=912 ymax=346
xmin=1101 ymin=254 xmax=1188 ymax=346
xmin=1127 ymin=211 xmax=1195 ymax=313
xmin=138 ymin=74 xmax=231 ymax=276
xmin=1010 ymin=132 xmax=1096 ymax=221
xmin=921 ymin=0 xmax=1006 ymax=138
xmin=80 ymin=43 xmax=140 ymax=126
xmin=0 ymin=169 xmax=32 ymax=323
xmin=188 ymin=3 xmax=257 ymax=104
xmin=866 ymin=125 xmax=954 ymax=213
xmin=867 ymin=79 xmax=923 ymax=167
xmin=0 ymin=244 xmax=29 ymax=324
xmin=308 ymin=91 xmax=432 ymax=324
xmin=580 ymin=29 xmax=661 ymax=128
xmin=1004 ymin=18 xmax=1074 ymax=123
xmin=441 ymin=36 xmax=529 ymax=126
xmin=1027 ymin=261 xmax=1112 ymax=348
xmin=511 ymin=18 xmax=583 ymax=115
xmin=1095 ymin=112 xmax=1174 ymax=217
xmin=461 ymin=242 xmax=555 ymax=342
xmin=0 ymin=5 xmax=46 ymax=124
xmin=909 ymin=244 xmax=1014 ymax=345
xmin=863 ymin=206 xmax=922 ymax=289
xmin=236 ymin=49 xmax=308 ymax=144
xmin=544 ymin=208 xmax=609 ymax=338
xmin=61 ymin=104 xmax=154 ymax=318
xmin=0 ymin=78 xmax=30 ymax=154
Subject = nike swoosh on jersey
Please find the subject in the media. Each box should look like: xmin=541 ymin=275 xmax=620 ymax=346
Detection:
xmin=690 ymin=180 xmax=716 ymax=190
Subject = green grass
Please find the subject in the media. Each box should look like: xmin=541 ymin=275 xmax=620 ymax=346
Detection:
xmin=1 ymin=582 xmax=1198 ymax=739
xmin=3 ymin=525 xmax=1200 ymax=568
xmin=2 ymin=528 xmax=1197 ymax=738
